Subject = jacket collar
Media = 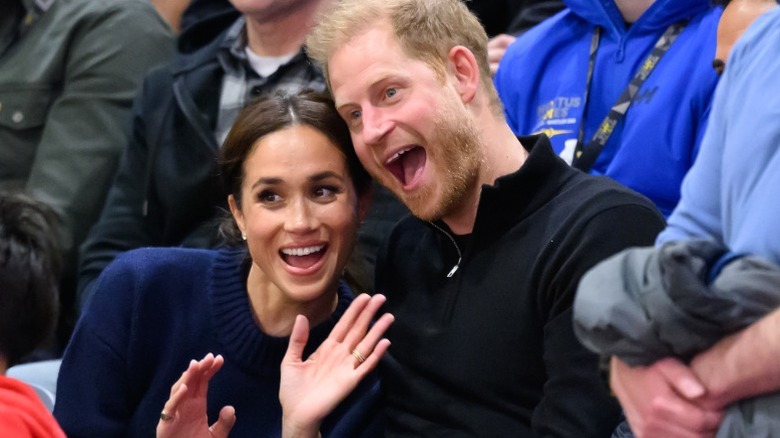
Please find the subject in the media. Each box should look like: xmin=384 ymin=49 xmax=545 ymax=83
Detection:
xmin=172 ymin=15 xmax=243 ymax=76
xmin=471 ymin=134 xmax=576 ymax=238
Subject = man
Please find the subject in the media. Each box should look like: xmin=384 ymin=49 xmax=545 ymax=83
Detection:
xmin=0 ymin=0 xmax=174 ymax=346
xmin=306 ymin=0 xmax=666 ymax=435
xmin=77 ymin=0 xmax=408 ymax=308
xmin=607 ymin=2 xmax=780 ymax=436
xmin=0 ymin=193 xmax=64 ymax=437
xmin=494 ymin=0 xmax=721 ymax=217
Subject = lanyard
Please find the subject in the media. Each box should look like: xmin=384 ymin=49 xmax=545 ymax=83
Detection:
xmin=572 ymin=21 xmax=688 ymax=172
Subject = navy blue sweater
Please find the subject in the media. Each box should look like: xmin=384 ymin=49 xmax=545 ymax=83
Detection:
xmin=55 ymin=247 xmax=383 ymax=437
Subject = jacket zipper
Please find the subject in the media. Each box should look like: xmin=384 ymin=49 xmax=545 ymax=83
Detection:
xmin=429 ymin=222 xmax=462 ymax=278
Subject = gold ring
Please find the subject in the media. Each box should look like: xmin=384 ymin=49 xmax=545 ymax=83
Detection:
xmin=160 ymin=410 xmax=174 ymax=421
xmin=351 ymin=348 xmax=366 ymax=364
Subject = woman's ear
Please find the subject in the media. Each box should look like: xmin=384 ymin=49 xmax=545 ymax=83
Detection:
xmin=228 ymin=194 xmax=246 ymax=236
xmin=447 ymin=45 xmax=480 ymax=104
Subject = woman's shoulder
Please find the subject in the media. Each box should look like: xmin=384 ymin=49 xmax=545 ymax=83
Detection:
xmin=110 ymin=247 xmax=220 ymax=273
xmin=96 ymin=247 xmax=245 ymax=294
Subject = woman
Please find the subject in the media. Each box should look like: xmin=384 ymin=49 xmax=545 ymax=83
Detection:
xmin=54 ymin=91 xmax=393 ymax=437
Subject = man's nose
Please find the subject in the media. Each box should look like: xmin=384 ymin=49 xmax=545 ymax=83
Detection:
xmin=362 ymin=107 xmax=392 ymax=146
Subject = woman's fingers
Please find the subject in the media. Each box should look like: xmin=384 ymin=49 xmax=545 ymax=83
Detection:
xmin=342 ymin=294 xmax=387 ymax=347
xmin=357 ymin=338 xmax=391 ymax=374
xmin=351 ymin=313 xmax=394 ymax=368
xmin=209 ymin=405 xmax=237 ymax=438
xmin=328 ymin=293 xmax=372 ymax=342
xmin=195 ymin=354 xmax=223 ymax=399
xmin=204 ymin=354 xmax=224 ymax=381
xmin=284 ymin=314 xmax=311 ymax=365
xmin=161 ymin=382 xmax=188 ymax=422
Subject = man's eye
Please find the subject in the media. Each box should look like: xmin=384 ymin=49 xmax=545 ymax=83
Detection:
xmin=386 ymin=88 xmax=397 ymax=98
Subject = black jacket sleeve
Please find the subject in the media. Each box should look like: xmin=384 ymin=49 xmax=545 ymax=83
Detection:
xmin=533 ymin=203 xmax=665 ymax=437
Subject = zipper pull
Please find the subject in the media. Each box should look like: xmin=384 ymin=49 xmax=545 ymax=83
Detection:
xmin=447 ymin=264 xmax=459 ymax=278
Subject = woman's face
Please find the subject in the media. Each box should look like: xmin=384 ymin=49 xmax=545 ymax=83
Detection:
xmin=230 ymin=124 xmax=363 ymax=303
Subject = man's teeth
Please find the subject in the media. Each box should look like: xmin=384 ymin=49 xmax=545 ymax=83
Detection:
xmin=281 ymin=245 xmax=325 ymax=256
xmin=386 ymin=147 xmax=413 ymax=164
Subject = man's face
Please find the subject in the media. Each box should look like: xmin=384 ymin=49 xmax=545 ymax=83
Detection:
xmin=329 ymin=23 xmax=483 ymax=222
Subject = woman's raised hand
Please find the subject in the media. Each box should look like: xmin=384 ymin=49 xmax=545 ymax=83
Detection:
xmin=280 ymin=294 xmax=394 ymax=438
xmin=156 ymin=353 xmax=236 ymax=438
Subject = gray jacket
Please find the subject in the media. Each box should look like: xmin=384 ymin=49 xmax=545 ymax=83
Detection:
xmin=0 ymin=0 xmax=174 ymax=274
xmin=574 ymin=240 xmax=780 ymax=437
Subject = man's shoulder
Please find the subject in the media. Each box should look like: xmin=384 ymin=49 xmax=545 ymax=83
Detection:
xmin=561 ymin=171 xmax=662 ymax=215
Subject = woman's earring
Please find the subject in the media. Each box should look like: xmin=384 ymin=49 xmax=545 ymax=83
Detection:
xmin=241 ymin=232 xmax=247 ymax=241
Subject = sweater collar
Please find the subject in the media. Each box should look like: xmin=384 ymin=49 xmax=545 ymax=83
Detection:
xmin=209 ymin=248 xmax=355 ymax=376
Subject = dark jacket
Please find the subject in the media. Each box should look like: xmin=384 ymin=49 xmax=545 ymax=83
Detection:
xmin=377 ymin=135 xmax=665 ymax=437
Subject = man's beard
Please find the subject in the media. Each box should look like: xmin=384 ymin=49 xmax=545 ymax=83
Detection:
xmin=397 ymin=106 xmax=483 ymax=222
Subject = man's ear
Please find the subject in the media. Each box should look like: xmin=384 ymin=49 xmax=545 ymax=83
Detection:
xmin=447 ymin=45 xmax=480 ymax=104
xmin=228 ymin=194 xmax=246 ymax=235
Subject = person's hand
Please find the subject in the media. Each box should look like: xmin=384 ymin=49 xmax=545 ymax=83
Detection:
xmin=610 ymin=356 xmax=723 ymax=438
xmin=156 ymin=353 xmax=236 ymax=438
xmin=280 ymin=293 xmax=394 ymax=438
xmin=488 ymin=34 xmax=516 ymax=76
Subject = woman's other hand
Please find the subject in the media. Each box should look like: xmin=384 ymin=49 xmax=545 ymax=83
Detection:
xmin=280 ymin=293 xmax=394 ymax=438
xmin=156 ymin=353 xmax=236 ymax=438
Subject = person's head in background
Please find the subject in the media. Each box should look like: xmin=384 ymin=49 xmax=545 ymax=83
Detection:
xmin=220 ymin=91 xmax=372 ymax=327
xmin=712 ymin=0 xmax=777 ymax=74
xmin=0 ymin=193 xmax=61 ymax=374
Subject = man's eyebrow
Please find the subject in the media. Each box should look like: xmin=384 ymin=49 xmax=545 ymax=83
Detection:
xmin=335 ymin=73 xmax=401 ymax=111
xmin=335 ymin=102 xmax=355 ymax=113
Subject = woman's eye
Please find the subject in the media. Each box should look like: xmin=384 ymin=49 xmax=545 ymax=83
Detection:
xmin=314 ymin=186 xmax=338 ymax=199
xmin=258 ymin=191 xmax=281 ymax=204
xmin=350 ymin=109 xmax=362 ymax=120
xmin=385 ymin=88 xmax=397 ymax=98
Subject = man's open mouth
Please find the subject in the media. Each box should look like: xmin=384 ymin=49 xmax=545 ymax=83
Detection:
xmin=385 ymin=146 xmax=426 ymax=188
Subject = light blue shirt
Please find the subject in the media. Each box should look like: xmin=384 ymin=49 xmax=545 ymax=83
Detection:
xmin=657 ymin=6 xmax=780 ymax=264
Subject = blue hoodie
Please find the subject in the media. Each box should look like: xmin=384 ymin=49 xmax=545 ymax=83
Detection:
xmin=495 ymin=0 xmax=721 ymax=216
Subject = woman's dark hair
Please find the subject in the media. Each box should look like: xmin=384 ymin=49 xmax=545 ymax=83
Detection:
xmin=0 ymin=192 xmax=61 ymax=366
xmin=218 ymin=90 xmax=371 ymax=243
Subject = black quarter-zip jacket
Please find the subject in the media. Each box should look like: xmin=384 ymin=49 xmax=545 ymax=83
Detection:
xmin=376 ymin=134 xmax=665 ymax=437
